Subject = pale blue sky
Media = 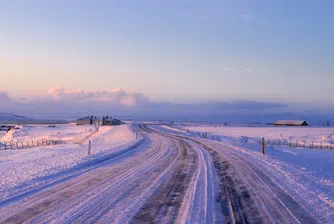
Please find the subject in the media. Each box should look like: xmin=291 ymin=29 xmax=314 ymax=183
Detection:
xmin=1 ymin=0 xmax=333 ymax=103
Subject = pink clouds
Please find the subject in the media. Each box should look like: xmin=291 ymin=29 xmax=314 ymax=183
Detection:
xmin=44 ymin=87 xmax=148 ymax=106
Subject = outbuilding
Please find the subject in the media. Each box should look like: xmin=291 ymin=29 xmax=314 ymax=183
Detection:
xmin=76 ymin=116 xmax=100 ymax=125
xmin=274 ymin=120 xmax=309 ymax=126
xmin=76 ymin=116 xmax=124 ymax=126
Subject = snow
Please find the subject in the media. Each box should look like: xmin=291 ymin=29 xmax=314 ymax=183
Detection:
xmin=153 ymin=124 xmax=334 ymax=223
xmin=0 ymin=124 xmax=141 ymax=202
xmin=183 ymin=125 xmax=334 ymax=145
xmin=0 ymin=124 xmax=96 ymax=144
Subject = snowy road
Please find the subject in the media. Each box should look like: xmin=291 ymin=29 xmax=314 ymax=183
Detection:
xmin=0 ymin=125 xmax=319 ymax=224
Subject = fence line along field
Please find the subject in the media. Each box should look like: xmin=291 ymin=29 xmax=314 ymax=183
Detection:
xmin=0 ymin=124 xmax=100 ymax=150
xmin=174 ymin=125 xmax=334 ymax=151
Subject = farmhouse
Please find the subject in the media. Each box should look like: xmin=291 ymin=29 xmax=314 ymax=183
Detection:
xmin=76 ymin=116 xmax=123 ymax=126
xmin=274 ymin=120 xmax=309 ymax=126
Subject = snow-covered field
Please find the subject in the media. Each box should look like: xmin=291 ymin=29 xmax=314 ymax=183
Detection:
xmin=0 ymin=124 xmax=141 ymax=202
xmin=152 ymin=125 xmax=334 ymax=222
xmin=0 ymin=124 xmax=97 ymax=144
xmin=181 ymin=125 xmax=334 ymax=145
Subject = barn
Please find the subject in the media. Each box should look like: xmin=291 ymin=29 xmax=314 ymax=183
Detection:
xmin=274 ymin=120 xmax=309 ymax=126
xmin=76 ymin=116 xmax=124 ymax=126
xmin=76 ymin=116 xmax=100 ymax=125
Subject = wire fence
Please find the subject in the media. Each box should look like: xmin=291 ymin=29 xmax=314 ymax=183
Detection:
xmin=257 ymin=138 xmax=334 ymax=151
xmin=0 ymin=139 xmax=67 ymax=150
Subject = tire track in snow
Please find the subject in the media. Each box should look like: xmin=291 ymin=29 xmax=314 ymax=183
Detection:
xmin=192 ymin=138 xmax=320 ymax=224
xmin=0 ymin=132 xmax=176 ymax=223
xmin=130 ymin=139 xmax=198 ymax=224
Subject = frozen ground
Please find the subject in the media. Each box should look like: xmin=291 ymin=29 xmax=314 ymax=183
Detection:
xmin=152 ymin=125 xmax=334 ymax=223
xmin=0 ymin=124 xmax=98 ymax=144
xmin=181 ymin=125 xmax=334 ymax=145
xmin=0 ymin=123 xmax=332 ymax=223
xmin=0 ymin=124 xmax=140 ymax=203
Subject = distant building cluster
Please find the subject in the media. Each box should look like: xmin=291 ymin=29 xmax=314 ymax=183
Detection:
xmin=76 ymin=116 xmax=124 ymax=126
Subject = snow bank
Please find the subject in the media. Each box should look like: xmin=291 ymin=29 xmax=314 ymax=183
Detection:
xmin=0 ymin=124 xmax=140 ymax=202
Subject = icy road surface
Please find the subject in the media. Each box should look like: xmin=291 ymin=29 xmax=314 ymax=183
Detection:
xmin=0 ymin=125 xmax=322 ymax=223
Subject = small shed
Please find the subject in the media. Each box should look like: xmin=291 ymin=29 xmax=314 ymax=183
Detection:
xmin=274 ymin=120 xmax=309 ymax=126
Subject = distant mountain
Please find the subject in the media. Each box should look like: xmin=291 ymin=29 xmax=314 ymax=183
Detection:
xmin=0 ymin=112 xmax=30 ymax=121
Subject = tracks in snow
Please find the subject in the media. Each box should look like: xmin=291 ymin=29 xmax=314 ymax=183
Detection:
xmin=0 ymin=125 xmax=319 ymax=224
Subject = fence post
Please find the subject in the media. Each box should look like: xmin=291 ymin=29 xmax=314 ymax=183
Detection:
xmin=88 ymin=140 xmax=91 ymax=155
xmin=21 ymin=142 xmax=24 ymax=149
xmin=262 ymin=138 xmax=265 ymax=154
xmin=16 ymin=142 xmax=18 ymax=149
xmin=321 ymin=142 xmax=322 ymax=150
xmin=32 ymin=140 xmax=34 ymax=147
xmin=136 ymin=132 xmax=138 ymax=139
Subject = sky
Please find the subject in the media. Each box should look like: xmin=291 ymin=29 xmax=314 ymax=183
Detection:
xmin=0 ymin=0 xmax=333 ymax=120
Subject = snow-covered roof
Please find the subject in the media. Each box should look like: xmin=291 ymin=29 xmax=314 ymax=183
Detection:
xmin=274 ymin=120 xmax=308 ymax=125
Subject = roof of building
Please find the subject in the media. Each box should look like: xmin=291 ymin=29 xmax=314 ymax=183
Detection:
xmin=274 ymin=120 xmax=308 ymax=125
xmin=77 ymin=116 xmax=91 ymax=121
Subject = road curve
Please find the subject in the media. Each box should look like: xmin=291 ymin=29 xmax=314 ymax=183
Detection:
xmin=0 ymin=125 xmax=319 ymax=224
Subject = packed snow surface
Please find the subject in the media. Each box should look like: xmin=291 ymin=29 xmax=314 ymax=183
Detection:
xmin=0 ymin=123 xmax=332 ymax=223
xmin=153 ymin=124 xmax=334 ymax=223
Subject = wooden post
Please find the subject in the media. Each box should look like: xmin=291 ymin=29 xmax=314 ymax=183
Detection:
xmin=16 ymin=142 xmax=19 ymax=149
xmin=21 ymin=142 xmax=24 ymax=149
xmin=88 ymin=140 xmax=91 ymax=155
xmin=136 ymin=132 xmax=138 ymax=139
xmin=321 ymin=142 xmax=322 ymax=150
xmin=311 ymin=141 xmax=313 ymax=149
xmin=37 ymin=139 xmax=39 ymax=146
xmin=262 ymin=138 xmax=265 ymax=154
xmin=32 ymin=140 xmax=34 ymax=147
